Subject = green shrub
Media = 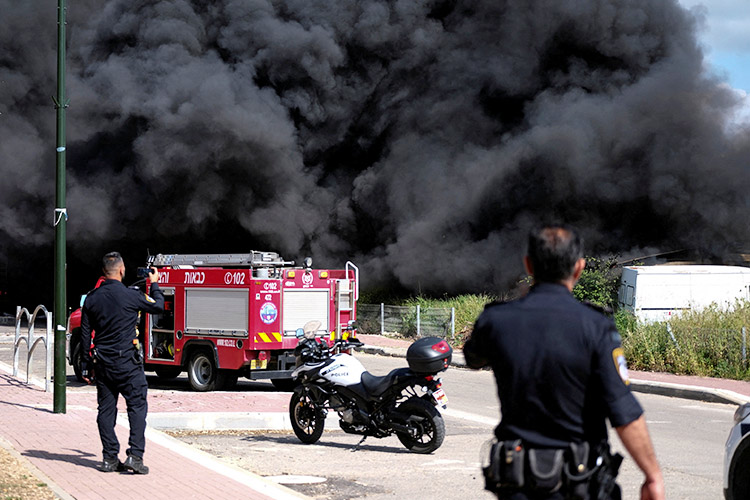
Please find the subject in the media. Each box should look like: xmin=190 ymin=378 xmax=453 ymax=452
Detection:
xmin=572 ymin=255 xmax=620 ymax=309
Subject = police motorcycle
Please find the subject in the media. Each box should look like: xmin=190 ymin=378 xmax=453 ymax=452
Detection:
xmin=289 ymin=321 xmax=452 ymax=453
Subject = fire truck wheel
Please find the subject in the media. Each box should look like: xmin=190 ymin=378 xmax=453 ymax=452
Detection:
xmin=271 ymin=378 xmax=299 ymax=391
xmin=289 ymin=390 xmax=325 ymax=444
xmin=154 ymin=366 xmax=182 ymax=380
xmin=71 ymin=340 xmax=84 ymax=383
xmin=187 ymin=351 xmax=222 ymax=391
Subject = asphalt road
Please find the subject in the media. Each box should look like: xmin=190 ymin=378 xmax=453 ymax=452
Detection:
xmin=169 ymin=352 xmax=735 ymax=500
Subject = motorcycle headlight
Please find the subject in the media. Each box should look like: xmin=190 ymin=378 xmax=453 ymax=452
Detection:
xmin=733 ymin=403 xmax=750 ymax=425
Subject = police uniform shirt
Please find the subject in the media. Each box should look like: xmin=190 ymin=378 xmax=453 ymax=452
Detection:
xmin=80 ymin=279 xmax=165 ymax=366
xmin=465 ymin=282 xmax=643 ymax=448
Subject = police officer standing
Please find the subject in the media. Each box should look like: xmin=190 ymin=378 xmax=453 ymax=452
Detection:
xmin=464 ymin=226 xmax=664 ymax=500
xmin=80 ymin=252 xmax=164 ymax=474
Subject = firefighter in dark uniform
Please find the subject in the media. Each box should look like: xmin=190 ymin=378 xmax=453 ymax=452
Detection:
xmin=80 ymin=252 xmax=164 ymax=474
xmin=464 ymin=226 xmax=664 ymax=500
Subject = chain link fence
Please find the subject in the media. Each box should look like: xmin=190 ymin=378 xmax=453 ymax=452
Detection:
xmin=357 ymin=303 xmax=455 ymax=338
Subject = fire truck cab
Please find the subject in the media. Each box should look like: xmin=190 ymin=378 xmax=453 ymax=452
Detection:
xmin=143 ymin=251 xmax=358 ymax=391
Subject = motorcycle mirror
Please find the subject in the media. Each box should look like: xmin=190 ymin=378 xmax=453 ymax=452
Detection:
xmin=302 ymin=320 xmax=322 ymax=340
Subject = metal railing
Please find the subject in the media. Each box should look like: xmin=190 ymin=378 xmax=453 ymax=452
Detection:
xmin=357 ymin=303 xmax=455 ymax=339
xmin=13 ymin=305 xmax=53 ymax=391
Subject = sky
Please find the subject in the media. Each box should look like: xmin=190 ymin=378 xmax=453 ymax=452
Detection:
xmin=679 ymin=0 xmax=750 ymax=114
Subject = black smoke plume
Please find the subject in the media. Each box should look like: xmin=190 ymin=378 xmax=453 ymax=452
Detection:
xmin=1 ymin=0 xmax=749 ymax=307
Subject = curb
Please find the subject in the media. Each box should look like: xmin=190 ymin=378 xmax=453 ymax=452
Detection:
xmin=358 ymin=344 xmax=467 ymax=367
xmin=628 ymin=379 xmax=750 ymax=406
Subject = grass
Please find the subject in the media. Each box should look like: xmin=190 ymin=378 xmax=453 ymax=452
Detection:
xmin=618 ymin=301 xmax=750 ymax=380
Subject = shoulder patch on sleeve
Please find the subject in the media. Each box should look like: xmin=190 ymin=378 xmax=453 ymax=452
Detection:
xmin=145 ymin=294 xmax=156 ymax=303
xmin=612 ymin=347 xmax=630 ymax=385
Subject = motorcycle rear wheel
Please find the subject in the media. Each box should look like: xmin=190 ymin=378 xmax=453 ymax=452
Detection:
xmin=290 ymin=390 xmax=325 ymax=444
xmin=395 ymin=397 xmax=445 ymax=454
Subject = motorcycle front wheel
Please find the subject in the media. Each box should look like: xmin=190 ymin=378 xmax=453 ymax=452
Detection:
xmin=289 ymin=389 xmax=326 ymax=444
xmin=395 ymin=397 xmax=445 ymax=454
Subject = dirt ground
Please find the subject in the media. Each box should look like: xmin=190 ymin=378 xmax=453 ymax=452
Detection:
xmin=0 ymin=441 xmax=56 ymax=500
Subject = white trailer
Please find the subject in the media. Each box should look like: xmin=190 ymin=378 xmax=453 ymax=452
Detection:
xmin=618 ymin=265 xmax=750 ymax=323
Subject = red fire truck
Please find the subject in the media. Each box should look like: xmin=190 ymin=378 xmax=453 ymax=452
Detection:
xmin=67 ymin=252 xmax=359 ymax=391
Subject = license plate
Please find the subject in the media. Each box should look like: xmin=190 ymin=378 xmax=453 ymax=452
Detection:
xmin=433 ymin=388 xmax=448 ymax=408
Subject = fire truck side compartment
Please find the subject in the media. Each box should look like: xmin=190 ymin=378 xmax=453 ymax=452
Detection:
xmin=149 ymin=287 xmax=175 ymax=360
xmin=282 ymin=289 xmax=329 ymax=336
xmin=185 ymin=288 xmax=249 ymax=336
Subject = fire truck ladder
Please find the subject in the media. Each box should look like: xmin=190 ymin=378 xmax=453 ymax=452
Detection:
xmin=334 ymin=261 xmax=359 ymax=337
xmin=147 ymin=252 xmax=294 ymax=268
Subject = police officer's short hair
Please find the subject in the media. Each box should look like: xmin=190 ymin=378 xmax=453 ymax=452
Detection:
xmin=527 ymin=226 xmax=583 ymax=282
xmin=102 ymin=252 xmax=124 ymax=274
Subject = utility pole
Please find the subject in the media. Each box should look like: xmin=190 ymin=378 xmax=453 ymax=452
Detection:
xmin=53 ymin=0 xmax=68 ymax=414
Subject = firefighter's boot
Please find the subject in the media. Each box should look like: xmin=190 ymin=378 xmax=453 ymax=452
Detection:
xmin=123 ymin=454 xmax=149 ymax=475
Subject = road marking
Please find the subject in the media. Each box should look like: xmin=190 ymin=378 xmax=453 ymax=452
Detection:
xmin=131 ymin=419 xmax=307 ymax=499
xmin=441 ymin=408 xmax=497 ymax=427
xmin=678 ymin=405 xmax=735 ymax=414
xmin=422 ymin=459 xmax=463 ymax=466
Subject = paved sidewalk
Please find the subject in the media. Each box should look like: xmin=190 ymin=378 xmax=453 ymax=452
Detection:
xmin=0 ymin=369 xmax=305 ymax=500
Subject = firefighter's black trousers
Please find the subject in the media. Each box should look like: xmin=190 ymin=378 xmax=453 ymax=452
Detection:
xmin=95 ymin=352 xmax=148 ymax=460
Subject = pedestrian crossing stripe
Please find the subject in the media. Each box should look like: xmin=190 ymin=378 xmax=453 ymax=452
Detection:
xmin=256 ymin=332 xmax=282 ymax=343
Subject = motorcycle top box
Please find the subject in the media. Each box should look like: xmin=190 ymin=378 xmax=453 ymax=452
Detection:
xmin=406 ymin=337 xmax=453 ymax=374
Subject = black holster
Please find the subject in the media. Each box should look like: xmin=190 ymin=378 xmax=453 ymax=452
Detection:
xmin=133 ymin=346 xmax=144 ymax=365
xmin=588 ymin=444 xmax=623 ymax=500
xmin=483 ymin=439 xmax=526 ymax=490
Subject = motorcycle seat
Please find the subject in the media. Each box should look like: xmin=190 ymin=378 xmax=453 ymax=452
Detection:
xmin=360 ymin=367 xmax=412 ymax=397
